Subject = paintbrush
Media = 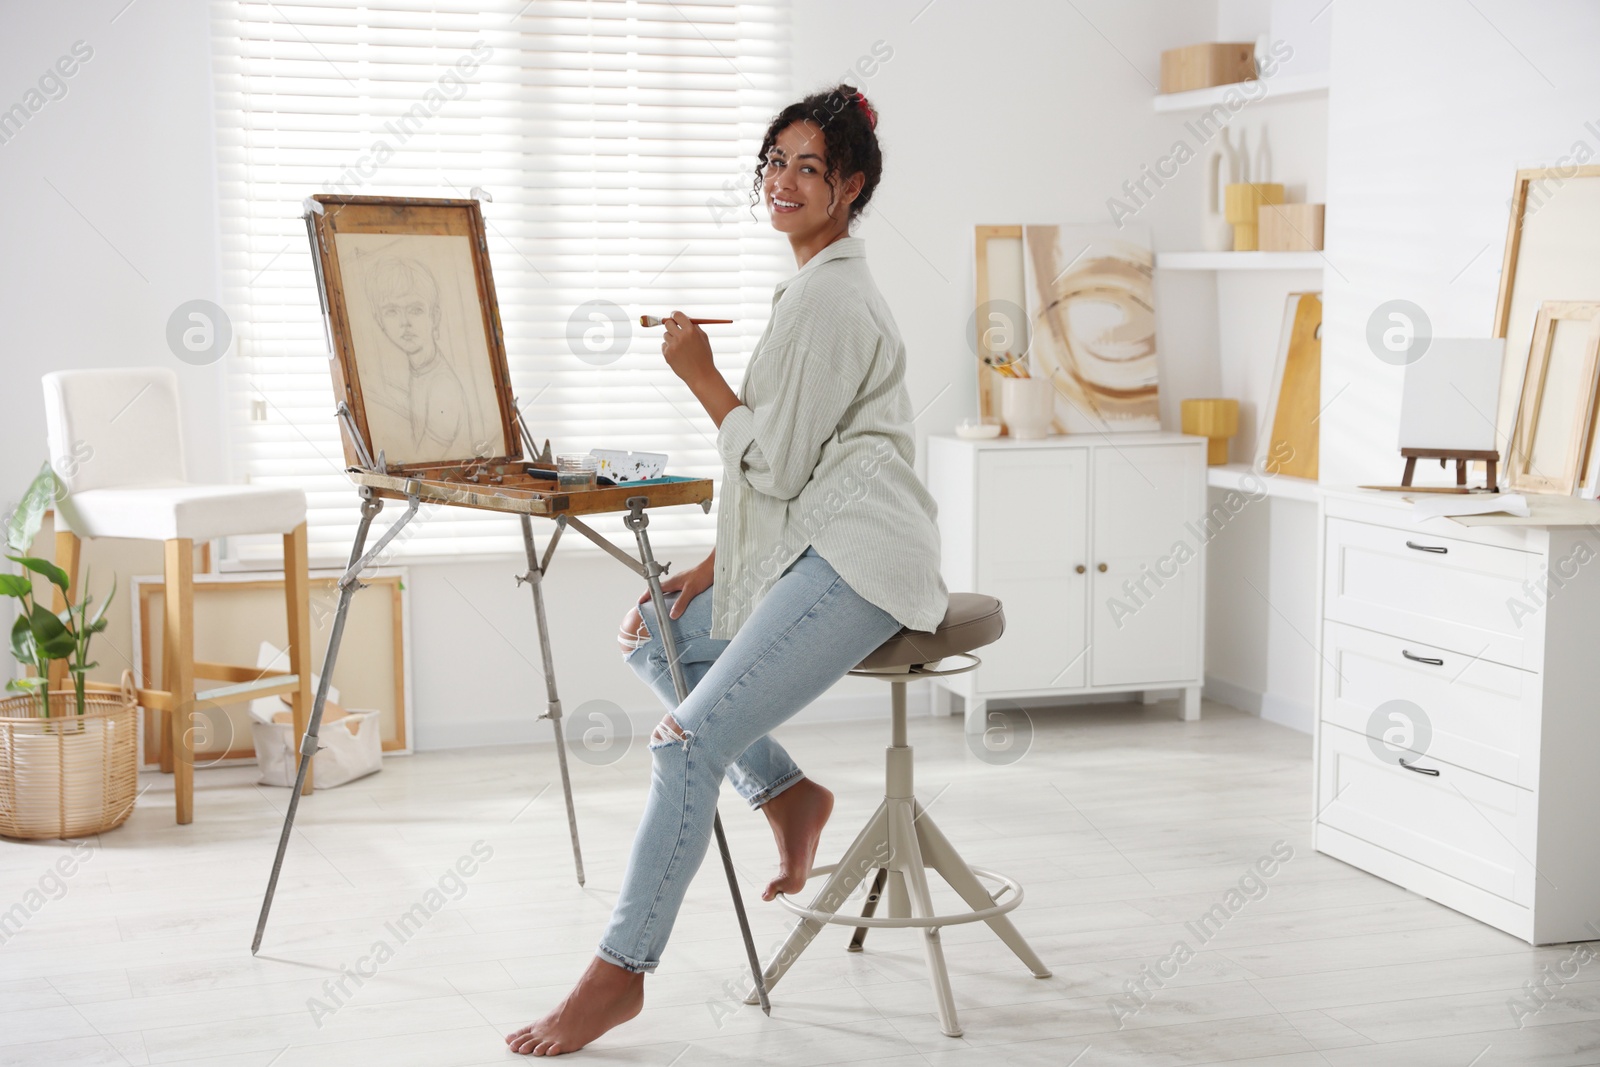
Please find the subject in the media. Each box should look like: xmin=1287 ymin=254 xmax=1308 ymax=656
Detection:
xmin=639 ymin=315 xmax=733 ymax=327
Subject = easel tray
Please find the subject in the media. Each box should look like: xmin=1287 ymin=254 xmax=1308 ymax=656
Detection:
xmin=351 ymin=469 xmax=713 ymax=518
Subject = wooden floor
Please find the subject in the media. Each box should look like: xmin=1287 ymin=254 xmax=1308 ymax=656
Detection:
xmin=3 ymin=700 xmax=1598 ymax=1066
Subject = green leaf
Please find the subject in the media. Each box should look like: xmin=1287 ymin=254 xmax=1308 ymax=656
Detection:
xmin=0 ymin=573 xmax=30 ymax=598
xmin=6 ymin=556 xmax=69 ymax=593
xmin=28 ymin=604 xmax=75 ymax=659
xmin=11 ymin=614 xmax=36 ymax=665
xmin=6 ymin=676 xmax=44 ymax=694
xmin=4 ymin=462 xmax=63 ymax=556
xmin=87 ymin=575 xmax=116 ymax=630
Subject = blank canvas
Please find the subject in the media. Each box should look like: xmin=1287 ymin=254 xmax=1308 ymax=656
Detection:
xmin=1398 ymin=338 xmax=1504 ymax=452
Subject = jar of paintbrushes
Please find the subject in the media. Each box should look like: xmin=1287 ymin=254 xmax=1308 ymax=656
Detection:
xmin=991 ymin=357 xmax=1054 ymax=439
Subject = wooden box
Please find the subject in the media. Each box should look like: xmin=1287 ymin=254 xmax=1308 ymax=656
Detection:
xmin=1259 ymin=203 xmax=1326 ymax=252
xmin=1159 ymin=42 xmax=1256 ymax=94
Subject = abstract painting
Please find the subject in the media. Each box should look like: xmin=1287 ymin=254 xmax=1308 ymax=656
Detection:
xmin=1022 ymin=225 xmax=1160 ymax=433
xmin=333 ymin=232 xmax=504 ymax=466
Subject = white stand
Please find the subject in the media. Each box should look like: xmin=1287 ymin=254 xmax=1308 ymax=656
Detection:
xmin=747 ymin=673 xmax=1050 ymax=1037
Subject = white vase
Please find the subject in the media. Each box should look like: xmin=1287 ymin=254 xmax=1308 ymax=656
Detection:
xmin=1000 ymin=378 xmax=1055 ymax=439
xmin=1201 ymin=149 xmax=1232 ymax=252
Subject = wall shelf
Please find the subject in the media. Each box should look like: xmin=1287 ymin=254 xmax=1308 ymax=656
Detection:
xmin=1152 ymin=70 xmax=1329 ymax=113
xmin=1157 ymin=251 xmax=1325 ymax=271
xmin=1206 ymin=463 xmax=1320 ymax=503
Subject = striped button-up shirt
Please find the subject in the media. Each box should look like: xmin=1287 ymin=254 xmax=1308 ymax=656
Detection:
xmin=711 ymin=236 xmax=948 ymax=640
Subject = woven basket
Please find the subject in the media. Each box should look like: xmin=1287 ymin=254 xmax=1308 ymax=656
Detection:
xmin=0 ymin=671 xmax=139 ymax=840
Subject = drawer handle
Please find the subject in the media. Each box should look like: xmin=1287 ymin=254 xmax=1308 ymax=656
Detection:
xmin=1097 ymin=563 xmax=1108 ymax=573
xmin=1401 ymin=649 xmax=1444 ymax=666
xmin=1405 ymin=540 xmax=1448 ymax=554
xmin=1399 ymin=759 xmax=1440 ymax=777
xmin=1076 ymin=564 xmax=1086 ymax=574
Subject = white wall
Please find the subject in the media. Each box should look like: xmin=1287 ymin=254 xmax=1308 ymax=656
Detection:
xmin=0 ymin=0 xmax=226 ymax=673
xmin=0 ymin=0 xmax=226 ymax=499
xmin=1320 ymin=0 xmax=1600 ymax=486
xmin=20 ymin=1 xmax=1586 ymax=749
xmin=790 ymin=1 xmax=1228 ymax=440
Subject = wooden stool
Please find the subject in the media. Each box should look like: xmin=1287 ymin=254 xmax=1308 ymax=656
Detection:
xmin=746 ymin=593 xmax=1051 ymax=1037
xmin=43 ymin=368 xmax=313 ymax=825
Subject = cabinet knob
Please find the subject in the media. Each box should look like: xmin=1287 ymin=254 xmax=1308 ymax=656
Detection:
xmin=1075 ymin=564 xmax=1086 ymax=574
xmin=1097 ymin=562 xmax=1108 ymax=573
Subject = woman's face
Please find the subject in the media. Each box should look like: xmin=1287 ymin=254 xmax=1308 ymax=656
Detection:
xmin=763 ymin=120 xmax=858 ymax=238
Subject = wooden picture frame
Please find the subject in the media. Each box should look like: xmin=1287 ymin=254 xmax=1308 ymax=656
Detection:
xmin=973 ymin=224 xmax=1025 ymax=431
xmin=307 ymin=194 xmax=520 ymax=473
xmin=133 ymin=570 xmax=410 ymax=766
xmin=1507 ymin=301 xmax=1600 ymax=496
xmin=1491 ymin=166 xmax=1600 ymax=483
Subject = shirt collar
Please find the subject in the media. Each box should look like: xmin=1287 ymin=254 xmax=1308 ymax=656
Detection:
xmin=775 ymin=236 xmax=865 ymax=295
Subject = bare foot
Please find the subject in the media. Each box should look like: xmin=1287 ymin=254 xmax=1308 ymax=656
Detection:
xmin=505 ymin=956 xmax=644 ymax=1056
xmin=759 ymin=777 xmax=834 ymax=902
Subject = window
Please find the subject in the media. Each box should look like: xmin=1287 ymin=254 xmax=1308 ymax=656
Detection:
xmin=211 ymin=0 xmax=792 ymax=562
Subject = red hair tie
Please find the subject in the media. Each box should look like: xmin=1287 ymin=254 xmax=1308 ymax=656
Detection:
xmin=852 ymin=91 xmax=877 ymax=129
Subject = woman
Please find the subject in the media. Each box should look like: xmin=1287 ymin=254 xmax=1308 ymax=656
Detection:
xmin=507 ymin=83 xmax=947 ymax=1057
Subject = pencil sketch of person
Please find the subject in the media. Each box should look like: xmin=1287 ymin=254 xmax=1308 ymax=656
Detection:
xmin=360 ymin=254 xmax=485 ymax=459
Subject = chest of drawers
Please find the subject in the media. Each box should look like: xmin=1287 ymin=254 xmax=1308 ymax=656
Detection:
xmin=1314 ymin=490 xmax=1600 ymax=944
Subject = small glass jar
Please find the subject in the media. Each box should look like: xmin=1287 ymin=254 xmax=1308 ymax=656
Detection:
xmin=556 ymin=452 xmax=599 ymax=489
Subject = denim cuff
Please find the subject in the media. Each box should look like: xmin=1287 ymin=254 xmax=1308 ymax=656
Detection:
xmin=743 ymin=768 xmax=804 ymax=810
xmin=596 ymin=941 xmax=658 ymax=974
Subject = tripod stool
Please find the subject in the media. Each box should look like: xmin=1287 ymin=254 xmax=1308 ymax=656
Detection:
xmin=746 ymin=593 xmax=1051 ymax=1037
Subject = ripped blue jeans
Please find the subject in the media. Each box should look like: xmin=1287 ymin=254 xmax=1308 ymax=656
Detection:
xmin=597 ymin=546 xmax=902 ymax=974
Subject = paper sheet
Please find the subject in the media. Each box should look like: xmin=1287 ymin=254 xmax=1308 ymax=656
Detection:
xmin=1410 ymin=493 xmax=1530 ymax=522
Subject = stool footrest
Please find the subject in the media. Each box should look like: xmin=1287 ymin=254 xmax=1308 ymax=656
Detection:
xmin=775 ymin=863 xmax=1023 ymax=929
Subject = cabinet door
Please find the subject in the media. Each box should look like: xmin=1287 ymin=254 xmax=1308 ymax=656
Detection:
xmin=975 ymin=448 xmax=1089 ymax=691
xmin=1089 ymin=445 xmax=1203 ymax=686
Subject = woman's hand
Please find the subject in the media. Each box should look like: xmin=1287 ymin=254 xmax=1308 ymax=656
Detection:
xmin=637 ymin=550 xmax=715 ymax=619
xmin=660 ymin=312 xmax=715 ymax=387
xmin=660 ymin=313 xmax=742 ymax=427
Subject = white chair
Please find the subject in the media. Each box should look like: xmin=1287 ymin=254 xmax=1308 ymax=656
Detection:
xmin=42 ymin=368 xmax=313 ymax=824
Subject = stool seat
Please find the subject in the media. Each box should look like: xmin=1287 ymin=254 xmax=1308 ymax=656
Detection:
xmin=57 ymin=482 xmax=308 ymax=542
xmin=855 ymin=592 xmax=1004 ymax=671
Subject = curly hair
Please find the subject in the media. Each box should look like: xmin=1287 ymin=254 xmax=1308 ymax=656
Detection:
xmin=749 ymin=83 xmax=883 ymax=225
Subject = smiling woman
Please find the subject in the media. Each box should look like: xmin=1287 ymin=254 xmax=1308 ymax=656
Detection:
xmin=505 ymin=84 xmax=950 ymax=1057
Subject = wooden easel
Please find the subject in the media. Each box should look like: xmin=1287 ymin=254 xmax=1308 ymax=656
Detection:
xmin=251 ymin=194 xmax=770 ymax=1013
xmin=1401 ymin=448 xmax=1500 ymax=492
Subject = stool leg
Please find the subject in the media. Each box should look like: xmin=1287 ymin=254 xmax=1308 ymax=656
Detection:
xmin=914 ymin=804 xmax=1052 ymax=979
xmin=847 ymin=868 xmax=888 ymax=952
xmin=282 ymin=523 xmax=315 ymax=795
xmin=164 ymin=538 xmax=195 ymax=825
xmin=891 ymin=799 xmax=961 ymax=1038
xmin=745 ymin=802 xmax=889 ymax=1005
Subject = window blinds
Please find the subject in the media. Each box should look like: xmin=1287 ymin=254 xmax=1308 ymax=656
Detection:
xmin=211 ymin=0 xmax=792 ymax=562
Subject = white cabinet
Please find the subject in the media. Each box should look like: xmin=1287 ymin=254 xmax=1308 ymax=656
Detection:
xmin=927 ymin=433 xmax=1207 ymax=732
xmin=1314 ymin=490 xmax=1600 ymax=944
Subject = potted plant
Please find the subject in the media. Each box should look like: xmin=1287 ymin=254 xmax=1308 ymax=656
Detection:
xmin=0 ymin=463 xmax=137 ymax=839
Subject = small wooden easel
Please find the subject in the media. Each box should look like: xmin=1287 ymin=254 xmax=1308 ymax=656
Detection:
xmin=1400 ymin=448 xmax=1500 ymax=492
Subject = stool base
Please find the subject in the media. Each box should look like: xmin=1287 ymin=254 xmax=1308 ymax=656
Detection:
xmin=746 ymin=792 xmax=1051 ymax=1038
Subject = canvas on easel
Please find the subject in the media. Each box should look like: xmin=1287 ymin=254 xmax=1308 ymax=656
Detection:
xmin=307 ymin=195 xmax=521 ymax=473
